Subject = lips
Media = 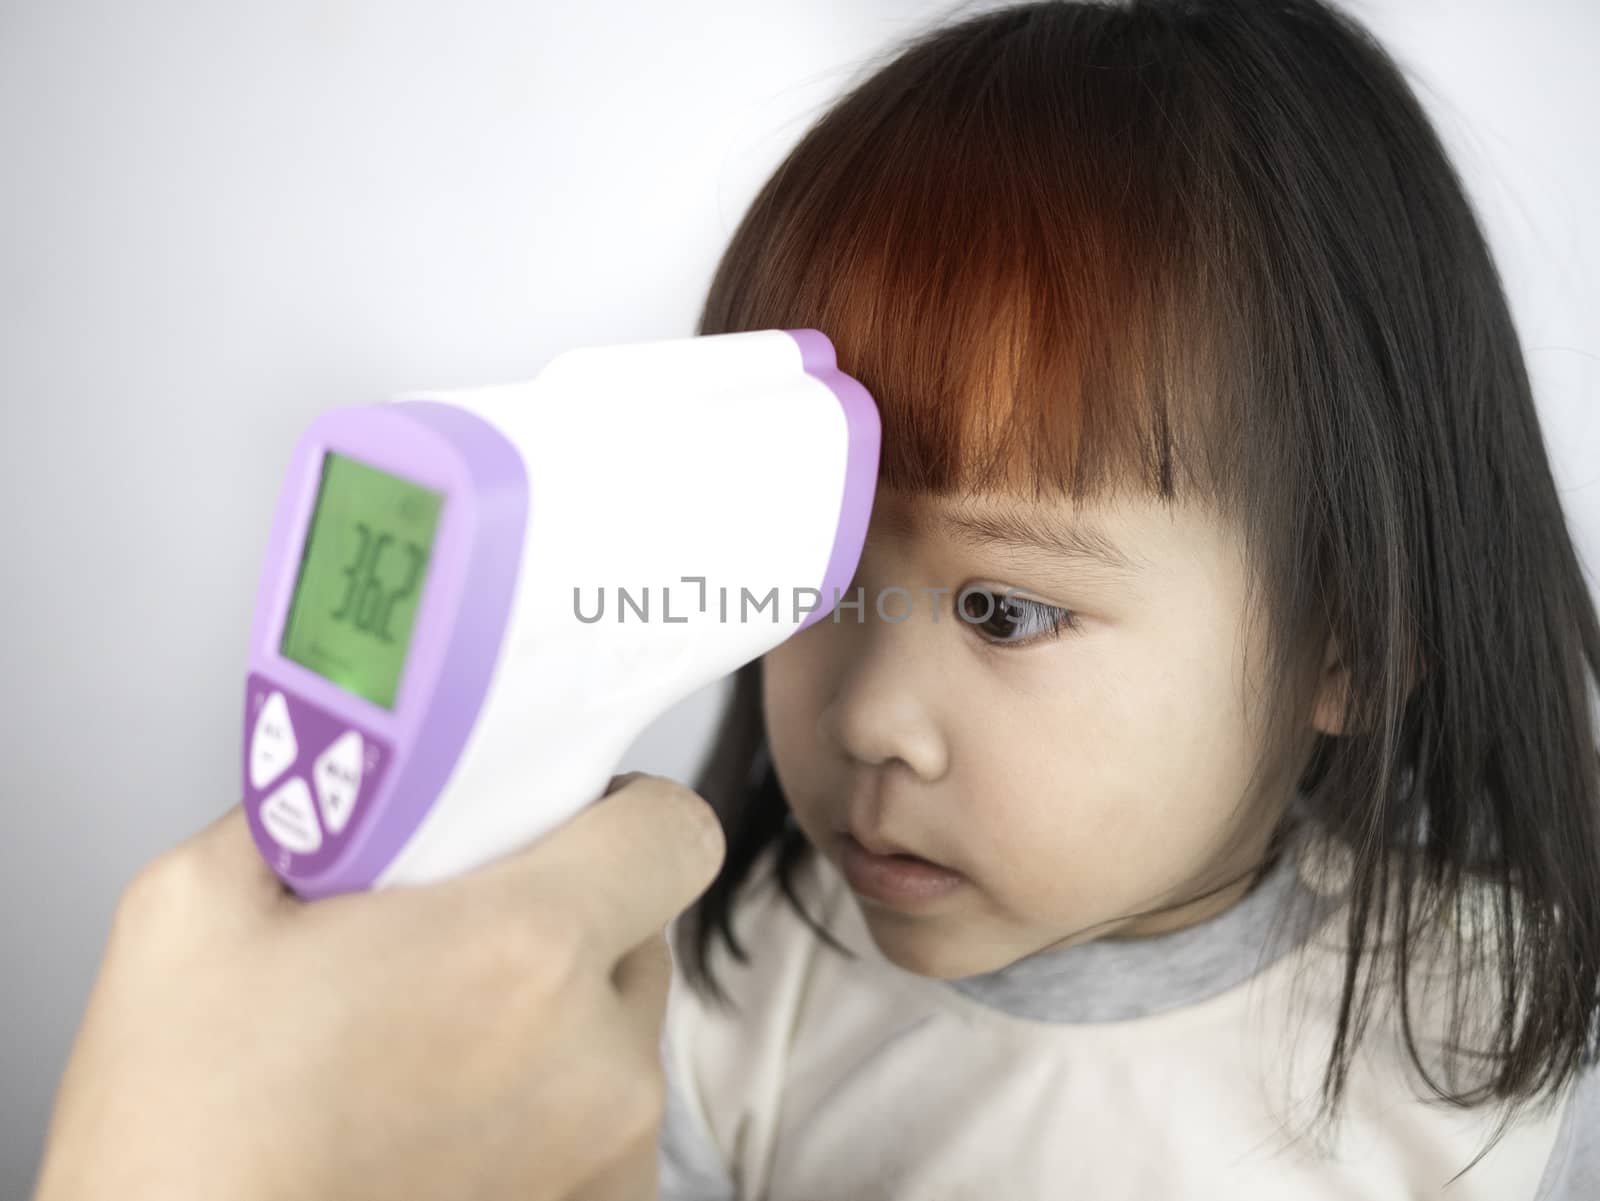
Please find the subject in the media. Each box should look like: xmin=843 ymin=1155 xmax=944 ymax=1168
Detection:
xmin=836 ymin=831 xmax=968 ymax=907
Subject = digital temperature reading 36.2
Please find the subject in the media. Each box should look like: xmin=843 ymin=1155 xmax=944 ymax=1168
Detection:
xmin=279 ymin=452 xmax=445 ymax=709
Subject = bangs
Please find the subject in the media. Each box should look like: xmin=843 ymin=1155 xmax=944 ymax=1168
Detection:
xmin=696 ymin=6 xmax=1234 ymax=508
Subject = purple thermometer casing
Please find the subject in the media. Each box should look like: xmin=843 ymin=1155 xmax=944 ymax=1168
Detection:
xmin=243 ymin=329 xmax=878 ymax=896
xmin=243 ymin=400 xmax=529 ymax=898
xmin=787 ymin=329 xmax=880 ymax=634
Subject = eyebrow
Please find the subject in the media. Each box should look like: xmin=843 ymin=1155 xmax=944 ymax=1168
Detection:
xmin=913 ymin=501 xmax=1148 ymax=579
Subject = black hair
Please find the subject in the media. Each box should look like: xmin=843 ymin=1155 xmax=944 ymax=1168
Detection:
xmin=674 ymin=0 xmax=1600 ymax=1175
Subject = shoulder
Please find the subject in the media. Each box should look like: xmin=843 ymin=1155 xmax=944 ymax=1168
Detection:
xmin=1288 ymin=837 xmax=1598 ymax=1197
xmin=658 ymin=1017 xmax=736 ymax=1201
xmin=658 ymin=842 xmax=835 ymax=1201
xmin=1533 ymin=1052 xmax=1600 ymax=1201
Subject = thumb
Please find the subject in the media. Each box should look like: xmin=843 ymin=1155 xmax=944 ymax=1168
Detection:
xmin=467 ymin=773 xmax=725 ymax=968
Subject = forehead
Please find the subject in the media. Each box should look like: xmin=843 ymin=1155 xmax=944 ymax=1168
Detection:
xmin=867 ymin=486 xmax=1228 ymax=580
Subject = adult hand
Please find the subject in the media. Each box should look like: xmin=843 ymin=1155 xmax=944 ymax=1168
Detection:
xmin=31 ymin=772 xmax=725 ymax=1201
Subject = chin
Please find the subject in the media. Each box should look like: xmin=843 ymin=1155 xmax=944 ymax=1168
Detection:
xmin=858 ymin=911 xmax=1007 ymax=980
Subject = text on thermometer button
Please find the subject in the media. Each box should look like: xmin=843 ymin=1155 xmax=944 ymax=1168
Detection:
xmin=314 ymin=731 xmax=365 ymax=836
xmin=250 ymin=691 xmax=298 ymax=790
xmin=260 ymin=778 xmax=323 ymax=854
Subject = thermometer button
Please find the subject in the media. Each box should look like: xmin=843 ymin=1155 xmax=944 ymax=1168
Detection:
xmin=313 ymin=731 xmax=365 ymax=836
xmin=259 ymin=777 xmax=322 ymax=854
xmin=249 ymin=691 xmax=299 ymax=790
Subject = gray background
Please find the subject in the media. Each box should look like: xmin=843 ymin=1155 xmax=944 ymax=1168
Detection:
xmin=2 ymin=1 xmax=1595 ymax=1194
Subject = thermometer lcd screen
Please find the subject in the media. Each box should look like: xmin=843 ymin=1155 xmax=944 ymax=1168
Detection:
xmin=279 ymin=453 xmax=445 ymax=709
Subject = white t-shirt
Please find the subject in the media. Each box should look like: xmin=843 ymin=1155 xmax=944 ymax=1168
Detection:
xmin=657 ymin=819 xmax=1599 ymax=1199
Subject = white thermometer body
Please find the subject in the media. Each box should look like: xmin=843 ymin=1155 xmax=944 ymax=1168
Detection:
xmin=242 ymin=329 xmax=879 ymax=896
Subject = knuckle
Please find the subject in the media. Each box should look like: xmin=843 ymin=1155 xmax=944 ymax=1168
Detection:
xmin=661 ymin=777 xmax=705 ymax=809
xmin=607 ymin=775 xmax=723 ymax=858
xmin=115 ymin=849 xmax=201 ymax=930
xmin=683 ymin=794 xmax=726 ymax=859
xmin=627 ymin=772 xmax=690 ymax=806
xmin=654 ymin=780 xmax=723 ymax=851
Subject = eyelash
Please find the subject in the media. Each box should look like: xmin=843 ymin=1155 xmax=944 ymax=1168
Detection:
xmin=958 ymin=588 xmax=1082 ymax=648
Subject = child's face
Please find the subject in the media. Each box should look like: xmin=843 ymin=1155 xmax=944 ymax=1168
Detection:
xmin=762 ymin=484 xmax=1321 ymax=980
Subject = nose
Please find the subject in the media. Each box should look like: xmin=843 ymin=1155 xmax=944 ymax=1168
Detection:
xmin=815 ymin=604 xmax=950 ymax=781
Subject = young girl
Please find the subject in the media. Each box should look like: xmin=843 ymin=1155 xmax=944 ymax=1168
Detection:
xmin=654 ymin=1 xmax=1600 ymax=1196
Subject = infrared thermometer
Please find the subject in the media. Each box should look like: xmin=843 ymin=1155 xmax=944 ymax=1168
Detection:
xmin=242 ymin=329 xmax=879 ymax=897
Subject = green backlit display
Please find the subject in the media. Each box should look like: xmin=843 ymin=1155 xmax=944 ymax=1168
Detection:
xmin=279 ymin=453 xmax=445 ymax=709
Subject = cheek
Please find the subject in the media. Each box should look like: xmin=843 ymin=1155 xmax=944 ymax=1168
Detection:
xmin=973 ymin=640 xmax=1167 ymax=827
xmin=759 ymin=636 xmax=832 ymax=783
xmin=959 ymin=636 xmax=1251 ymax=905
xmin=1137 ymin=617 xmax=1265 ymax=812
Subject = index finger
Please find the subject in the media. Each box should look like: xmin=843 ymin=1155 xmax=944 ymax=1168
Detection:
xmin=481 ymin=774 xmax=726 ymax=965
xmin=178 ymin=802 xmax=297 ymax=914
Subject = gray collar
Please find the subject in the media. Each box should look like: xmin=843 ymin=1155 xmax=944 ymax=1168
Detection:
xmin=938 ymin=817 xmax=1346 ymax=1023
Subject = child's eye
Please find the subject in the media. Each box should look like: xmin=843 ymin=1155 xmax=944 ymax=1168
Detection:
xmin=958 ymin=588 xmax=1082 ymax=647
